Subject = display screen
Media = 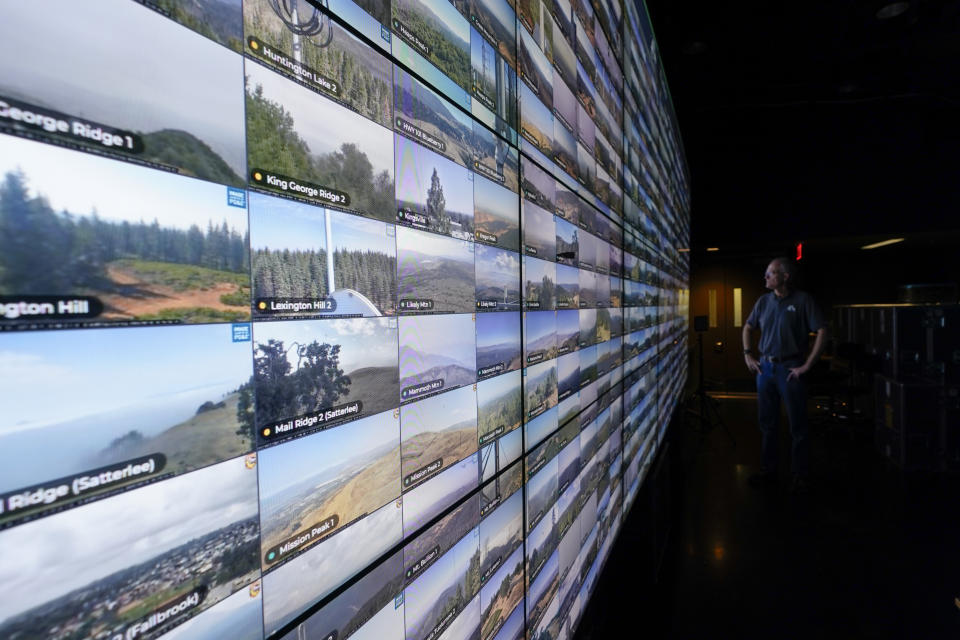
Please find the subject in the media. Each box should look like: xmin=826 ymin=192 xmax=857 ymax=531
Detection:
xmin=0 ymin=0 xmax=689 ymax=638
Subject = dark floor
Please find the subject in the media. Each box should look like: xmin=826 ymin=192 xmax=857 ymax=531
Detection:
xmin=578 ymin=393 xmax=960 ymax=639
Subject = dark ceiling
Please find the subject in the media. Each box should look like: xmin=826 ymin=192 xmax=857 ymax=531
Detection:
xmin=643 ymin=0 xmax=960 ymax=248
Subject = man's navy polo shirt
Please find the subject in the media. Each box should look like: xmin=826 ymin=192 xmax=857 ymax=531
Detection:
xmin=745 ymin=289 xmax=824 ymax=360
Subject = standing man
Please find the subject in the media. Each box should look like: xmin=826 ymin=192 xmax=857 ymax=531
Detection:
xmin=742 ymin=257 xmax=827 ymax=492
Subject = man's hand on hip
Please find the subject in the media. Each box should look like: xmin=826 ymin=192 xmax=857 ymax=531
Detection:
xmin=787 ymin=363 xmax=810 ymax=381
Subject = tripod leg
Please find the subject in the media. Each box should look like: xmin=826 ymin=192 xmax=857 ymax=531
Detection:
xmin=706 ymin=395 xmax=737 ymax=446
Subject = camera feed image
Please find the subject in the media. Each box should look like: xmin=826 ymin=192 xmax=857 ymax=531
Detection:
xmin=523 ymin=255 xmax=556 ymax=310
xmin=245 ymin=62 xmax=394 ymax=222
xmin=0 ymin=456 xmax=259 ymax=640
xmin=0 ymin=137 xmax=251 ymax=327
xmin=609 ymin=180 xmax=624 ymax=218
xmin=521 ymin=156 xmax=556 ymax=212
xmin=262 ymin=499 xmax=403 ymax=635
xmin=517 ymin=19 xmax=553 ymax=112
xmin=404 ymin=522 xmax=480 ymax=640
xmin=143 ymin=0 xmax=242 ymax=51
xmin=553 ymin=113 xmax=578 ymax=178
xmin=556 ymin=453 xmax=581 ymax=536
xmin=553 ymin=74 xmax=577 ymax=134
xmin=594 ymin=130 xmax=616 ymax=179
xmin=525 ymin=405 xmax=559 ymax=453
xmin=257 ymin=410 xmax=400 ymax=568
xmin=404 ymin=499 xmax=478 ymax=611
xmin=579 ymin=308 xmax=597 ymax=347
xmin=525 ymin=483 xmax=557 ymax=568
xmin=579 ymin=344 xmax=598 ymax=391
xmin=524 ymin=310 xmax=558 ymax=365
xmin=576 ymin=141 xmax=596 ymax=189
xmin=480 ymin=502 xmax=523 ymax=636
xmin=554 ymin=449 xmax=578 ymax=531
xmin=552 ymin=27 xmax=577 ymax=91
xmin=556 ymin=308 xmax=580 ymax=355
xmin=479 ymin=541 xmax=523 ymax=639
xmin=601 ymin=336 xmax=622 ymax=374
xmin=596 ymin=274 xmax=611 ymax=308
xmin=252 ymin=317 xmax=400 ymax=437
xmin=329 ymin=209 xmax=398 ymax=314
xmin=596 ymin=81 xmax=622 ymax=144
xmin=470 ymin=0 xmax=517 ymax=69
xmin=555 ymin=215 xmax=579 ymax=267
xmin=473 ymin=120 xmax=520 ymax=190
xmin=624 ymin=328 xmax=653 ymax=363
xmin=609 ymin=244 xmax=623 ymax=277
xmin=0 ymin=324 xmax=254 ymax=524
xmin=481 ymin=455 xmax=523 ymax=513
xmin=488 ymin=602 xmax=524 ymax=640
xmin=524 ymin=359 xmax=558 ymax=419
xmin=557 ymin=350 xmax=581 ymax=402
xmin=401 ymin=384 xmax=478 ymax=490
xmin=474 ymin=174 xmax=520 ymax=251
xmin=0 ymin=1 xmax=246 ymax=187
xmin=594 ymin=238 xmax=610 ymax=275
xmin=623 ymin=280 xmax=641 ymax=309
xmin=579 ymin=269 xmax=597 ymax=308
xmin=596 ymin=340 xmax=615 ymax=377
xmin=470 ymin=28 xmax=520 ymax=139
xmin=522 ymin=200 xmax=556 ymax=261
xmin=249 ymin=194 xmax=398 ymax=318
xmin=401 ymin=448 xmax=479 ymax=539
xmin=579 ymin=409 xmax=598 ymax=464
xmin=594 ymin=165 xmax=611 ymax=208
xmin=479 ymin=482 xmax=522 ymax=569
xmin=397 ymin=226 xmax=476 ymax=314
xmin=578 ymin=229 xmax=596 ymax=271
xmin=324 ymin=0 xmax=392 ymax=49
xmin=392 ymin=0 xmax=472 ymax=92
xmin=575 ymin=58 xmax=598 ymax=124
xmin=555 ymin=263 xmax=580 ymax=309
xmin=476 ymin=310 xmax=522 ymax=378
xmin=435 ymin=594 xmax=481 ymax=640
xmin=519 ymin=81 xmax=554 ymax=155
xmin=396 ymin=133 xmax=475 ymax=239
xmin=553 ymin=177 xmax=578 ymax=223
xmin=558 ymin=386 xmax=580 ymax=426
xmin=281 ymin=551 xmax=404 ymax=640
xmin=577 ymin=197 xmax=597 ymax=235
xmin=399 ymin=313 xmax=477 ymax=401
xmin=244 ymin=0 xmax=393 ymax=128
xmin=575 ymin=26 xmax=600 ymax=89
xmin=156 ymin=579 xmax=263 ymax=640
xmin=480 ymin=428 xmax=523 ymax=487
xmin=395 ymin=66 xmax=476 ymax=169
xmin=477 ymin=369 xmax=522 ymax=446
xmin=475 ymin=244 xmax=521 ymax=311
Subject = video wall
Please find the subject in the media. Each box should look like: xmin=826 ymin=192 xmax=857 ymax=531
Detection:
xmin=0 ymin=1 xmax=689 ymax=639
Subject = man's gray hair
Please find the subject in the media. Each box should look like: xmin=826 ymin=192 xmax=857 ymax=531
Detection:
xmin=771 ymin=257 xmax=796 ymax=281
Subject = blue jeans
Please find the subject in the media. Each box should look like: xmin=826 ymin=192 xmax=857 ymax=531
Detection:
xmin=756 ymin=359 xmax=809 ymax=478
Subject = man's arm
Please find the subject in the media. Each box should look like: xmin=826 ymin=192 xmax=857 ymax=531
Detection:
xmin=787 ymin=327 xmax=828 ymax=381
xmin=743 ymin=322 xmax=760 ymax=374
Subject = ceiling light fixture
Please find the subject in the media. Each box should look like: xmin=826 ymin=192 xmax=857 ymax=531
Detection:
xmin=706 ymin=247 xmax=719 ymax=252
xmin=876 ymin=2 xmax=909 ymax=20
xmin=861 ymin=238 xmax=905 ymax=250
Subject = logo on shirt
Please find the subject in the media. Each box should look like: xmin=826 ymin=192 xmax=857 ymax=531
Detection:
xmin=787 ymin=304 xmax=796 ymax=312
